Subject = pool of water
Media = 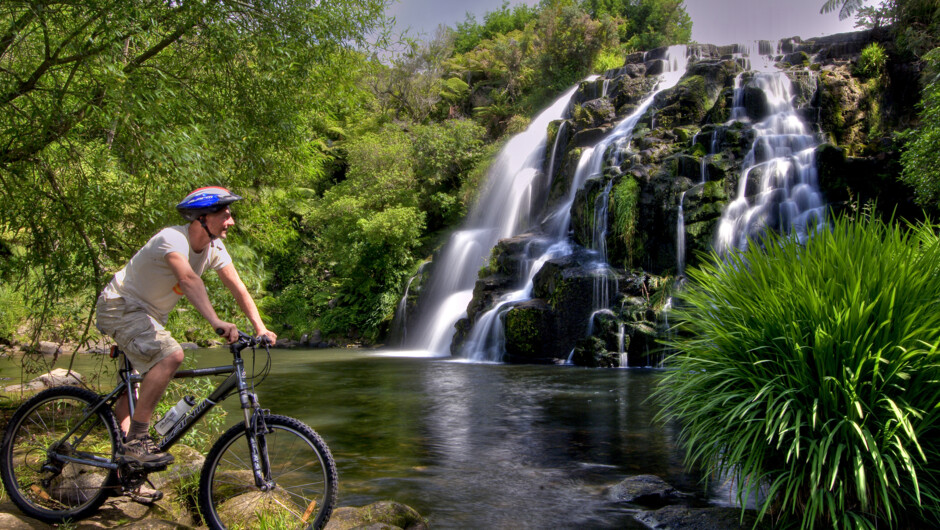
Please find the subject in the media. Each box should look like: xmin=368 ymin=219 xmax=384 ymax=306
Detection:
xmin=1 ymin=347 xmax=709 ymax=528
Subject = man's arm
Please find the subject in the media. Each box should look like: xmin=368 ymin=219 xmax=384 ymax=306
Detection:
xmin=217 ymin=263 xmax=277 ymax=344
xmin=165 ymin=252 xmax=239 ymax=343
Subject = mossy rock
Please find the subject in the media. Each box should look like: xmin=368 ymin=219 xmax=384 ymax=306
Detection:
xmin=504 ymin=299 xmax=557 ymax=362
xmin=215 ymin=489 xmax=302 ymax=529
xmin=326 ymin=501 xmax=427 ymax=530
xmin=571 ymin=335 xmax=620 ymax=368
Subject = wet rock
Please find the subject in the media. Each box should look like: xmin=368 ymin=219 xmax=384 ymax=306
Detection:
xmin=606 ymin=474 xmax=684 ymax=507
xmin=634 ymin=505 xmax=767 ymax=530
xmin=573 ymin=99 xmax=616 ymax=129
xmin=571 ymin=335 xmax=620 ymax=368
xmin=571 ymin=127 xmax=608 ymax=148
xmin=503 ymin=299 xmax=557 ymax=363
xmin=326 ymin=501 xmax=427 ymax=530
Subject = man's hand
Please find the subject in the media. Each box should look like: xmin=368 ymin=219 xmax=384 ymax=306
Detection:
xmin=213 ymin=321 xmax=239 ymax=343
xmin=256 ymin=327 xmax=277 ymax=346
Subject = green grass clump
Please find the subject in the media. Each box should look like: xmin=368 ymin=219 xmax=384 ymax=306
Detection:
xmin=654 ymin=215 xmax=940 ymax=529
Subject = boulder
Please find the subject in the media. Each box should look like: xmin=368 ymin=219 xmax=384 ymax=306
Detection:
xmin=214 ymin=489 xmax=297 ymax=528
xmin=573 ymin=99 xmax=616 ymax=129
xmin=570 ymin=335 xmax=620 ymax=368
xmin=503 ymin=299 xmax=557 ymax=363
xmin=325 ymin=501 xmax=427 ymax=530
xmin=38 ymin=341 xmax=60 ymax=356
xmin=3 ymin=368 xmax=83 ymax=393
xmin=634 ymin=505 xmax=767 ymax=530
xmin=151 ymin=444 xmax=205 ymax=491
xmin=606 ymin=474 xmax=684 ymax=507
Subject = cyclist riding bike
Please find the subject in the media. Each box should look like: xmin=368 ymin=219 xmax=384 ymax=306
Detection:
xmin=95 ymin=186 xmax=277 ymax=499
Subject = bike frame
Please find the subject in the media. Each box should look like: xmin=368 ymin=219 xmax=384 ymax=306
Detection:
xmin=49 ymin=337 xmax=273 ymax=488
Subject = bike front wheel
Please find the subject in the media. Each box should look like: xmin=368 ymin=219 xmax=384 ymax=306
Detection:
xmin=0 ymin=386 xmax=120 ymax=523
xmin=199 ymin=414 xmax=338 ymax=530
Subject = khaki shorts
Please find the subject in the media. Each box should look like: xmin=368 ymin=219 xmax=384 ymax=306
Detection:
xmin=95 ymin=295 xmax=181 ymax=374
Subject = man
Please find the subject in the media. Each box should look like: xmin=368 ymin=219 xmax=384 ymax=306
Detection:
xmin=96 ymin=186 xmax=277 ymax=473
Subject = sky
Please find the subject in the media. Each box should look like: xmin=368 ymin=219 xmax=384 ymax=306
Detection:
xmin=385 ymin=0 xmax=861 ymax=46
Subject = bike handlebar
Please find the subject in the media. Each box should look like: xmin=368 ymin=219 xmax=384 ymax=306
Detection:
xmin=215 ymin=328 xmax=271 ymax=349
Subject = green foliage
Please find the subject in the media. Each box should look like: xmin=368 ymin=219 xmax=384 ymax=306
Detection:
xmin=655 ymin=215 xmax=940 ymax=529
xmin=855 ymin=43 xmax=887 ymax=78
xmin=610 ymin=177 xmax=641 ymax=267
xmin=0 ymin=0 xmax=389 ymax=343
xmin=820 ymin=0 xmax=866 ymax=20
xmin=901 ymin=48 xmax=940 ymax=209
xmin=593 ymin=48 xmax=626 ymax=73
xmin=849 ymin=0 xmax=939 ymax=58
xmin=0 ymin=284 xmax=27 ymax=342
xmin=452 ymin=2 xmax=538 ymax=54
xmin=582 ymin=0 xmax=692 ymax=52
xmin=154 ymin=356 xmax=226 ymax=451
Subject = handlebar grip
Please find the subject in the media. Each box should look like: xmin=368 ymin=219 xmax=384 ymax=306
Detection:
xmin=216 ymin=328 xmax=225 ymax=336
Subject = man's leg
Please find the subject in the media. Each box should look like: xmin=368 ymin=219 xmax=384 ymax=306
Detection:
xmin=114 ymin=393 xmax=131 ymax=436
xmin=118 ymin=348 xmax=183 ymax=468
xmin=133 ymin=348 xmax=184 ymax=424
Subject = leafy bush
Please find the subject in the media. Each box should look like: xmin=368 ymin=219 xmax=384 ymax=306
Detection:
xmin=855 ymin=42 xmax=887 ymax=78
xmin=593 ymin=48 xmax=625 ymax=73
xmin=901 ymin=48 xmax=940 ymax=210
xmin=655 ymin=215 xmax=940 ymax=529
xmin=0 ymin=284 xmax=27 ymax=343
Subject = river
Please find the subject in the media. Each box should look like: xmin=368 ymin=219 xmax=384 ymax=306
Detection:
xmin=1 ymin=347 xmax=719 ymax=529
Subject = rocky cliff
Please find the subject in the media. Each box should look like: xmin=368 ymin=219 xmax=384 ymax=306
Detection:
xmin=421 ymin=28 xmax=926 ymax=366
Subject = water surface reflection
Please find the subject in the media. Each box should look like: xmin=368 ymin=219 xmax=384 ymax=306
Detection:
xmin=5 ymin=348 xmax=704 ymax=528
xmin=253 ymin=350 xmax=701 ymax=528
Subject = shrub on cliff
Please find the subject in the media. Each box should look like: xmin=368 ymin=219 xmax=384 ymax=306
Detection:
xmin=655 ymin=215 xmax=940 ymax=529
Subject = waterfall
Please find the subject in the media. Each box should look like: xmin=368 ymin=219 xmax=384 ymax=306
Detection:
xmin=403 ymin=83 xmax=588 ymax=354
xmin=715 ymin=64 xmax=825 ymax=255
xmin=677 ymin=190 xmax=687 ymax=277
xmin=404 ymin=46 xmax=692 ymax=360
xmin=591 ymin=180 xmax=616 ymax=311
xmin=461 ymin=46 xmax=690 ymax=362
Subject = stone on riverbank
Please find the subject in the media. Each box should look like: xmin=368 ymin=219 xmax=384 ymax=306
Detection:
xmin=2 ymin=368 xmax=82 ymax=393
xmin=606 ymin=474 xmax=686 ymax=507
xmin=326 ymin=501 xmax=428 ymax=530
xmin=634 ymin=504 xmax=768 ymax=530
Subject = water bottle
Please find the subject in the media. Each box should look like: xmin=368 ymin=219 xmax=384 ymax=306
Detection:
xmin=154 ymin=395 xmax=196 ymax=436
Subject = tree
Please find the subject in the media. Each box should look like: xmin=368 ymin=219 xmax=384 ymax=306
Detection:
xmin=580 ymin=0 xmax=692 ymax=51
xmin=901 ymin=48 xmax=940 ymax=210
xmin=0 ymin=0 xmax=389 ymax=343
xmin=820 ymin=0 xmax=867 ymax=20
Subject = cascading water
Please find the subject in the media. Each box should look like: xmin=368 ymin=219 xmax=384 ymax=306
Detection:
xmin=460 ymin=46 xmax=690 ymax=362
xmin=676 ymin=190 xmax=687 ymax=277
xmin=715 ymin=58 xmax=826 ymax=254
xmin=403 ymin=82 xmax=589 ymax=355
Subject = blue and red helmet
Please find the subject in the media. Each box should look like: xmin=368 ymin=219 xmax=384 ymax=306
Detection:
xmin=176 ymin=186 xmax=242 ymax=221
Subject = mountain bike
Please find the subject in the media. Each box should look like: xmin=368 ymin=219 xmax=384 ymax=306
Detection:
xmin=0 ymin=331 xmax=338 ymax=529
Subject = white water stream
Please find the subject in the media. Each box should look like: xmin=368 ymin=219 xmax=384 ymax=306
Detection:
xmin=439 ymin=46 xmax=689 ymax=361
xmin=714 ymin=53 xmax=825 ymax=254
xmin=402 ymin=83 xmax=587 ymax=355
xmin=404 ymin=41 xmax=826 ymax=362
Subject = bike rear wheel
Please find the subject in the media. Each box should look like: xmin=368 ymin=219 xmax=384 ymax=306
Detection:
xmin=199 ymin=414 xmax=337 ymax=529
xmin=0 ymin=386 xmax=120 ymax=523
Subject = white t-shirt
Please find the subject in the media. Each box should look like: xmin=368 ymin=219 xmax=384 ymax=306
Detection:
xmin=101 ymin=225 xmax=232 ymax=323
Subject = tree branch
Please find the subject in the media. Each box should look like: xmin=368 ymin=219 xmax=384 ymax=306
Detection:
xmin=0 ymin=7 xmax=36 ymax=60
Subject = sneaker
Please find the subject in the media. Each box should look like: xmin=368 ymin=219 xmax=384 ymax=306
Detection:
xmin=118 ymin=436 xmax=175 ymax=469
xmin=127 ymin=484 xmax=164 ymax=504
